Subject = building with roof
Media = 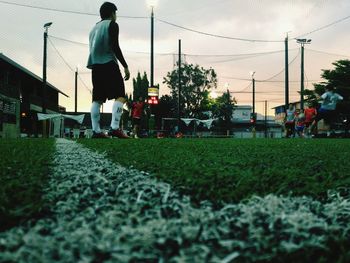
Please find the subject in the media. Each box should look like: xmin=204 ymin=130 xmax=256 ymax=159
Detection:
xmin=0 ymin=53 xmax=68 ymax=137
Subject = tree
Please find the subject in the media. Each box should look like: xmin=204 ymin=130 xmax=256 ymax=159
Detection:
xmin=163 ymin=63 xmax=217 ymax=118
xmin=211 ymin=90 xmax=236 ymax=131
xmin=304 ymin=59 xmax=350 ymax=112
xmin=133 ymin=72 xmax=149 ymax=101
xmin=153 ymin=95 xmax=177 ymax=129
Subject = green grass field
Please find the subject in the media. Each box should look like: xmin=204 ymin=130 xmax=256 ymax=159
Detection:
xmin=1 ymin=138 xmax=349 ymax=262
xmin=0 ymin=139 xmax=54 ymax=231
xmin=80 ymin=138 xmax=350 ymax=205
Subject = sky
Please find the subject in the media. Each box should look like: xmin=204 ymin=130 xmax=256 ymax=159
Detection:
xmin=1 ymin=0 xmax=350 ymax=116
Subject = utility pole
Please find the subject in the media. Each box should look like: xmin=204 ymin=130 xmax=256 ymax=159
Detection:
xmin=284 ymin=34 xmax=289 ymax=112
xmin=42 ymin=22 xmax=52 ymax=137
xmin=252 ymin=77 xmax=255 ymax=116
xmin=251 ymin=71 xmax=256 ymax=124
xmin=178 ymin=39 xmax=182 ymax=131
xmin=75 ymin=68 xmax=78 ymax=113
xmin=150 ymin=6 xmax=154 ymax=87
xmin=296 ymin=38 xmax=312 ymax=110
xmin=265 ymin=100 xmax=268 ymax=138
xmin=42 ymin=22 xmax=52 ymax=113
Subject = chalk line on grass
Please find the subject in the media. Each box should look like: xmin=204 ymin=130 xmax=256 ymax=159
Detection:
xmin=0 ymin=138 xmax=349 ymax=262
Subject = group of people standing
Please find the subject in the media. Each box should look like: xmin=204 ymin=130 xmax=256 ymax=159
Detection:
xmin=284 ymin=85 xmax=343 ymax=138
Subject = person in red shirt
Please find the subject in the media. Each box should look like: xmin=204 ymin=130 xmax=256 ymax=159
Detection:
xmin=304 ymin=103 xmax=317 ymax=136
xmin=132 ymin=97 xmax=146 ymax=138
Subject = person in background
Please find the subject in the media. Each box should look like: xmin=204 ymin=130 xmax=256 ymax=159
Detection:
xmin=303 ymin=102 xmax=317 ymax=136
xmin=294 ymin=109 xmax=305 ymax=138
xmin=131 ymin=97 xmax=146 ymax=139
xmin=284 ymin=104 xmax=296 ymax=138
xmin=310 ymin=85 xmax=343 ymax=136
xmin=87 ymin=2 xmax=130 ymax=139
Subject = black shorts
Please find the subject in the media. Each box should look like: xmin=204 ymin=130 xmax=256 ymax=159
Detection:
xmin=285 ymin=122 xmax=294 ymax=130
xmin=133 ymin=117 xmax=141 ymax=125
xmin=91 ymin=61 xmax=125 ymax=102
xmin=315 ymin=109 xmax=336 ymax=124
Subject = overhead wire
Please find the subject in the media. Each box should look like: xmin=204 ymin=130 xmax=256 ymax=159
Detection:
xmin=294 ymin=14 xmax=350 ymax=39
xmin=308 ymin=49 xmax=350 ymax=58
xmin=48 ymin=37 xmax=92 ymax=94
xmin=156 ymin=18 xmax=284 ymax=43
xmin=0 ymin=0 xmax=147 ymax=18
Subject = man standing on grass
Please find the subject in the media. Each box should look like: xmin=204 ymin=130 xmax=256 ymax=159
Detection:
xmin=87 ymin=2 xmax=130 ymax=139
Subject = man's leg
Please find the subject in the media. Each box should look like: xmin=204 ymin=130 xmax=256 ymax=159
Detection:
xmin=91 ymin=101 xmax=102 ymax=133
xmin=111 ymin=97 xmax=126 ymax=130
xmin=91 ymin=101 xmax=109 ymax=138
xmin=110 ymin=97 xmax=130 ymax=138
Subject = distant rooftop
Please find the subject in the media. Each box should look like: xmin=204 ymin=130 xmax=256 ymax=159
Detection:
xmin=0 ymin=53 xmax=68 ymax=97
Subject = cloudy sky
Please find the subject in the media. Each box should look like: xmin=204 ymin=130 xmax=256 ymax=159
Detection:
xmin=1 ymin=0 xmax=350 ymax=115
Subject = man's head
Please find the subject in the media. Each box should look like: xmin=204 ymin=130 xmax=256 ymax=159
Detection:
xmin=325 ymin=84 xmax=335 ymax=92
xmin=100 ymin=2 xmax=117 ymax=21
xmin=138 ymin=97 xmax=143 ymax=102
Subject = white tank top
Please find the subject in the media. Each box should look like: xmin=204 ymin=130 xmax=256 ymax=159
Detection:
xmin=87 ymin=20 xmax=117 ymax=69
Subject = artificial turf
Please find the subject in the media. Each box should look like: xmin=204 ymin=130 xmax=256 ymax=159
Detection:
xmin=79 ymin=138 xmax=350 ymax=205
xmin=0 ymin=139 xmax=54 ymax=231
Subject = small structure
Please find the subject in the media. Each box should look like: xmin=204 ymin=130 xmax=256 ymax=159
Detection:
xmin=37 ymin=113 xmax=85 ymax=138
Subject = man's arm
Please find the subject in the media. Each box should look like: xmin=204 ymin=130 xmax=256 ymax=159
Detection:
xmin=109 ymin=21 xmax=130 ymax=80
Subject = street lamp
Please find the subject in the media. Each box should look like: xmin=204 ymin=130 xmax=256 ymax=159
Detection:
xmin=42 ymin=22 xmax=52 ymax=114
xmin=250 ymin=71 xmax=256 ymax=120
xmin=296 ymin=38 xmax=312 ymax=110
xmin=75 ymin=66 xmax=79 ymax=113
xmin=146 ymin=0 xmax=158 ymax=88
xmin=42 ymin=22 xmax=52 ymax=138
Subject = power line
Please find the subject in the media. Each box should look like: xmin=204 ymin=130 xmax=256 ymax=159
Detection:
xmin=308 ymin=48 xmax=350 ymax=58
xmin=220 ymin=76 xmax=321 ymax=83
xmin=186 ymin=49 xmax=293 ymax=57
xmin=50 ymin=35 xmax=298 ymax=58
xmin=77 ymin=75 xmax=92 ymax=95
xmin=2 ymin=0 xmax=349 ymax=40
xmin=262 ymin=50 xmax=300 ymax=82
xmin=156 ymin=18 xmax=284 ymax=43
xmin=49 ymin=35 xmax=176 ymax=55
xmin=48 ymin=38 xmax=92 ymax=94
xmin=48 ymin=38 xmax=75 ymax=72
xmin=0 ymin=0 xmax=147 ymax=19
xmin=295 ymin=14 xmax=350 ymax=38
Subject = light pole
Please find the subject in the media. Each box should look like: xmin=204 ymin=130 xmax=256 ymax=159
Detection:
xmin=150 ymin=6 xmax=154 ymax=87
xmin=42 ymin=22 xmax=52 ymax=137
xmin=296 ymin=38 xmax=311 ymax=110
xmin=75 ymin=67 xmax=78 ymax=113
xmin=42 ymin=22 xmax=52 ymax=114
xmin=178 ymin=39 xmax=182 ymax=132
xmin=147 ymin=0 xmax=157 ymax=88
xmin=251 ymin=71 xmax=256 ymax=121
xmin=285 ymin=34 xmax=289 ymax=112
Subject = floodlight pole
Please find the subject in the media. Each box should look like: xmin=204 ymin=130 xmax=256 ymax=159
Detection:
xmin=178 ymin=39 xmax=182 ymax=132
xmin=42 ymin=22 xmax=52 ymax=137
xmin=42 ymin=22 xmax=52 ymax=114
xmin=296 ymin=38 xmax=312 ymax=110
xmin=284 ymin=34 xmax=289 ymax=112
xmin=150 ymin=6 xmax=154 ymax=87
xmin=75 ymin=67 xmax=78 ymax=113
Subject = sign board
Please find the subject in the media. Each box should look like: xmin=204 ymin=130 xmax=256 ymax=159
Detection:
xmin=0 ymin=97 xmax=16 ymax=115
xmin=148 ymin=87 xmax=159 ymax=97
